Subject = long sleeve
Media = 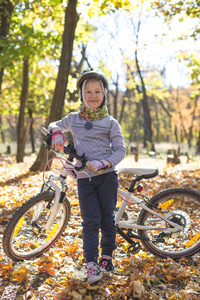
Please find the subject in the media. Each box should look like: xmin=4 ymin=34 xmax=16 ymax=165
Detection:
xmin=106 ymin=119 xmax=126 ymax=167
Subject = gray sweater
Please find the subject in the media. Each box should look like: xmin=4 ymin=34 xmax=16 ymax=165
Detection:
xmin=48 ymin=112 xmax=126 ymax=179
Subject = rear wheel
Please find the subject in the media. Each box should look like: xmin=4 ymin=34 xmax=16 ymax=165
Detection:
xmin=3 ymin=191 xmax=70 ymax=261
xmin=137 ymin=188 xmax=200 ymax=258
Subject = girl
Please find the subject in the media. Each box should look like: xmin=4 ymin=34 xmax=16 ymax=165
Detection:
xmin=48 ymin=68 xmax=126 ymax=284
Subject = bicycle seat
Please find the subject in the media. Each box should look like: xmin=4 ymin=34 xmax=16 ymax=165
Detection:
xmin=118 ymin=167 xmax=159 ymax=179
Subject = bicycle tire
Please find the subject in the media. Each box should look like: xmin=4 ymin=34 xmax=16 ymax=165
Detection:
xmin=3 ymin=191 xmax=70 ymax=261
xmin=137 ymin=187 xmax=200 ymax=259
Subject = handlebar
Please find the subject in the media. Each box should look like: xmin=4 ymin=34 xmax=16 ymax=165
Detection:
xmin=41 ymin=127 xmax=88 ymax=172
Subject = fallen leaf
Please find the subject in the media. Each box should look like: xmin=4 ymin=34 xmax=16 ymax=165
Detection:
xmin=0 ymin=262 xmax=13 ymax=277
xmin=38 ymin=262 xmax=55 ymax=276
xmin=165 ymin=274 xmax=176 ymax=282
xmin=11 ymin=265 xmax=29 ymax=283
xmin=132 ymin=281 xmax=145 ymax=299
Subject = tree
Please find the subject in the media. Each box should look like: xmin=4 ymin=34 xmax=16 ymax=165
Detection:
xmin=0 ymin=0 xmax=14 ymax=92
xmin=173 ymin=87 xmax=199 ymax=147
xmin=0 ymin=0 xmax=14 ymax=145
xmin=0 ymin=0 xmax=67 ymax=159
xmin=30 ymin=0 xmax=79 ymax=171
xmin=152 ymin=0 xmax=200 ymax=92
xmin=17 ymin=57 xmax=30 ymax=162
xmin=152 ymin=0 xmax=200 ymax=39
xmin=30 ymin=0 xmax=138 ymax=171
xmin=133 ymin=18 xmax=154 ymax=149
xmin=117 ymin=10 xmax=155 ymax=149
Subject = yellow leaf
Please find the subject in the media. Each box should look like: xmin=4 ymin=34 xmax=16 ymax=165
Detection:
xmin=45 ymin=277 xmax=59 ymax=286
xmin=136 ymin=252 xmax=149 ymax=258
xmin=169 ymin=296 xmax=178 ymax=300
xmin=193 ymin=268 xmax=198 ymax=275
xmin=11 ymin=265 xmax=29 ymax=283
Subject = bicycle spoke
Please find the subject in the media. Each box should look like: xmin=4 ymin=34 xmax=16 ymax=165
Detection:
xmin=3 ymin=192 xmax=70 ymax=261
xmin=138 ymin=188 xmax=200 ymax=258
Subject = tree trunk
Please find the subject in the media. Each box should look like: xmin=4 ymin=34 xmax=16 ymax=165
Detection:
xmin=155 ymin=108 xmax=160 ymax=143
xmin=188 ymin=95 xmax=198 ymax=148
xmin=158 ymin=98 xmax=172 ymax=141
xmin=110 ymin=88 xmax=118 ymax=120
xmin=129 ymin=101 xmax=140 ymax=142
xmin=119 ymin=87 xmax=130 ymax=124
xmin=134 ymin=21 xmax=154 ymax=150
xmin=17 ymin=57 xmax=29 ymax=162
xmin=174 ymin=124 xmax=179 ymax=143
xmin=0 ymin=0 xmax=14 ymax=92
xmin=175 ymin=88 xmax=198 ymax=148
xmin=113 ymin=74 xmax=119 ymax=120
xmin=196 ymin=127 xmax=200 ymax=155
xmin=28 ymin=108 xmax=35 ymax=153
xmin=30 ymin=0 xmax=79 ymax=171
xmin=0 ymin=115 xmax=5 ymax=143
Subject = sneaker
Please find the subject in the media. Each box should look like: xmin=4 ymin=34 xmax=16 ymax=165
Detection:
xmin=86 ymin=262 xmax=103 ymax=285
xmin=99 ymin=256 xmax=114 ymax=274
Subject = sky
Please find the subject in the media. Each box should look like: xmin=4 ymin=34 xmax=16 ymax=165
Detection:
xmin=80 ymin=7 xmax=199 ymax=89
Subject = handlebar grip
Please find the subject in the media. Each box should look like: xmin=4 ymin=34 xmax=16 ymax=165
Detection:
xmin=86 ymin=161 xmax=105 ymax=174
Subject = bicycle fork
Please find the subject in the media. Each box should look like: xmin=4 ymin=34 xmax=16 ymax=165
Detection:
xmin=39 ymin=178 xmax=67 ymax=231
xmin=44 ymin=182 xmax=62 ymax=231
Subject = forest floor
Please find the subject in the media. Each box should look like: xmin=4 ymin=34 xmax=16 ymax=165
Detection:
xmin=0 ymin=153 xmax=200 ymax=299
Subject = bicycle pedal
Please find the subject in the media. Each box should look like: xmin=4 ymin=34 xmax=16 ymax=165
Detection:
xmin=151 ymin=238 xmax=165 ymax=243
xmin=128 ymin=242 xmax=141 ymax=254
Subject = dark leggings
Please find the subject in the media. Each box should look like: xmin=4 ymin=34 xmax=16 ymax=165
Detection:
xmin=78 ymin=171 xmax=118 ymax=263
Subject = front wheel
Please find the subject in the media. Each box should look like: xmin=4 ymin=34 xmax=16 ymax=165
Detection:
xmin=137 ymin=187 xmax=200 ymax=259
xmin=3 ymin=191 xmax=70 ymax=261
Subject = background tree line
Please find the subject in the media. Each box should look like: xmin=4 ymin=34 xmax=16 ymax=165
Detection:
xmin=0 ymin=0 xmax=199 ymax=170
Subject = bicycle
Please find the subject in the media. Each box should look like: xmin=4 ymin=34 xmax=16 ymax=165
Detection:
xmin=3 ymin=128 xmax=200 ymax=261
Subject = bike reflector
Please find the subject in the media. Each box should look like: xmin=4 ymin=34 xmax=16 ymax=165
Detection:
xmin=46 ymin=223 xmax=59 ymax=241
xmin=14 ymin=217 xmax=25 ymax=237
xmin=158 ymin=199 xmax=174 ymax=210
xmin=186 ymin=232 xmax=200 ymax=248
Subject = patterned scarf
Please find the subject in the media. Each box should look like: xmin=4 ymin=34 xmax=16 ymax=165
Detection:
xmin=78 ymin=103 xmax=108 ymax=121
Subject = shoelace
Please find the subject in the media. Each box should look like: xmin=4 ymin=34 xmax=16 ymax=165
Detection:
xmin=101 ymin=260 xmax=108 ymax=269
xmin=88 ymin=268 xmax=94 ymax=276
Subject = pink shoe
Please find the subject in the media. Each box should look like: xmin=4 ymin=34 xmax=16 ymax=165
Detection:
xmin=86 ymin=262 xmax=103 ymax=284
xmin=99 ymin=256 xmax=114 ymax=274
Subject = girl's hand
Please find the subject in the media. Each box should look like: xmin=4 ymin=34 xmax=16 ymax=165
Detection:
xmin=88 ymin=160 xmax=111 ymax=172
xmin=51 ymin=131 xmax=65 ymax=151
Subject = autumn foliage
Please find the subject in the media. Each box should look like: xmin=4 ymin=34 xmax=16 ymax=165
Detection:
xmin=0 ymin=154 xmax=200 ymax=299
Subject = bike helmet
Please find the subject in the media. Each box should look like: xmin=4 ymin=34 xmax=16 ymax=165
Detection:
xmin=77 ymin=68 xmax=108 ymax=90
xmin=77 ymin=68 xmax=108 ymax=109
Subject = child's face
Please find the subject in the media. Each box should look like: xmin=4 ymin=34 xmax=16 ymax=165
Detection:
xmin=84 ymin=79 xmax=104 ymax=110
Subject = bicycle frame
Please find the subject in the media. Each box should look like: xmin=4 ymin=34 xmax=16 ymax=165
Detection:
xmin=42 ymin=158 xmax=184 ymax=235
xmin=115 ymin=188 xmax=183 ymax=232
xmin=41 ymin=161 xmax=77 ymax=231
xmin=40 ymin=127 xmax=184 ymax=238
